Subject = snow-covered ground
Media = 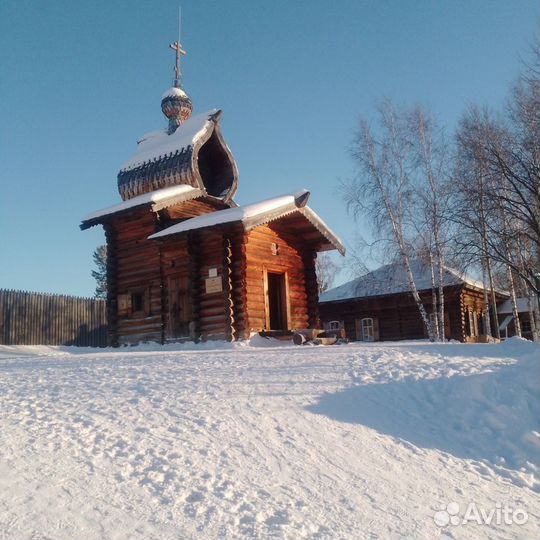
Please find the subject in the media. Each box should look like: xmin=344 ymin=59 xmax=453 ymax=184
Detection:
xmin=0 ymin=338 xmax=538 ymax=539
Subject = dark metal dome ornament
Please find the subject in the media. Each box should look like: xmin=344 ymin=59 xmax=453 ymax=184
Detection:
xmin=162 ymin=39 xmax=192 ymax=134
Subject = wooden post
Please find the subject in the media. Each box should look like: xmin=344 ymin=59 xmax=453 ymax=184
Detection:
xmin=459 ymin=287 xmax=467 ymax=342
xmin=104 ymin=223 xmax=119 ymax=347
xmin=157 ymin=241 xmax=167 ymax=345
xmin=187 ymin=231 xmax=201 ymax=341
xmin=223 ymin=234 xmax=235 ymax=341
xmin=231 ymin=230 xmax=249 ymax=340
xmin=303 ymin=251 xmax=320 ymax=328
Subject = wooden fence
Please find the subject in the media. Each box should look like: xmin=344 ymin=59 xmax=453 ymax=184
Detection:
xmin=0 ymin=289 xmax=107 ymax=347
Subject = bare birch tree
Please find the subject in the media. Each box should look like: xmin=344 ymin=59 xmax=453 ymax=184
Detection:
xmin=409 ymin=107 xmax=451 ymax=340
xmin=316 ymin=253 xmax=339 ymax=295
xmin=452 ymin=64 xmax=539 ymax=340
xmin=343 ymin=100 xmax=436 ymax=339
xmin=454 ymin=106 xmax=501 ymax=337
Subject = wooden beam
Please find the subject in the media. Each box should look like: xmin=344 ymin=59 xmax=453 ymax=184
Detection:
xmin=187 ymin=231 xmax=201 ymax=341
xmin=104 ymin=223 xmax=119 ymax=347
xmin=222 ymin=234 xmax=235 ymax=342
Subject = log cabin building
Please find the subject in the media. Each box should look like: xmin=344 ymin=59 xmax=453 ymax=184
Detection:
xmin=81 ymin=41 xmax=344 ymax=345
xmin=319 ymin=261 xmax=507 ymax=343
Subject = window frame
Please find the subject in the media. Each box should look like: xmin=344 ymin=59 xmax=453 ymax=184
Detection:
xmin=328 ymin=320 xmax=342 ymax=331
xmin=361 ymin=317 xmax=374 ymax=342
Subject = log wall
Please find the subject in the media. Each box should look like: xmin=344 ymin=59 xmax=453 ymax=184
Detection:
xmin=107 ymin=200 xmax=227 ymax=345
xmin=111 ymin=210 xmax=162 ymax=344
xmin=105 ymin=202 xmax=322 ymax=343
xmin=319 ymin=286 xmax=468 ymax=342
xmin=244 ymin=223 xmax=310 ymax=332
xmin=197 ymin=229 xmax=229 ymax=339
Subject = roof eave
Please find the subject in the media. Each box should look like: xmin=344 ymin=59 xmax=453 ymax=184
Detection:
xmin=80 ymin=188 xmax=208 ymax=230
xmin=299 ymin=207 xmax=346 ymax=255
xmin=190 ymin=111 xmax=239 ymax=204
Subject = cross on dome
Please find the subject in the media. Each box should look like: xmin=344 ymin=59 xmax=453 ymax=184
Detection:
xmin=161 ymin=36 xmax=193 ymax=133
xmin=169 ymin=40 xmax=186 ymax=88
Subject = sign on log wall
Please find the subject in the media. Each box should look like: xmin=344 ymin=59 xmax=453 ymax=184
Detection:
xmin=205 ymin=277 xmax=223 ymax=294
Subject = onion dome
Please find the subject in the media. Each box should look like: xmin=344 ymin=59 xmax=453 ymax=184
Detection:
xmin=161 ymin=86 xmax=193 ymax=134
xmin=115 ymin=37 xmax=238 ymax=203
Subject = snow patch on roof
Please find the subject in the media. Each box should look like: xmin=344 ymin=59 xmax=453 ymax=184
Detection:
xmin=161 ymin=86 xmax=188 ymax=100
xmin=320 ymin=260 xmax=486 ymax=303
xmin=136 ymin=130 xmax=167 ymax=145
xmin=120 ymin=109 xmax=218 ymax=172
xmin=498 ymin=297 xmax=538 ymax=314
xmin=82 ymin=184 xmax=201 ymax=222
xmin=149 ymin=190 xmax=308 ymax=239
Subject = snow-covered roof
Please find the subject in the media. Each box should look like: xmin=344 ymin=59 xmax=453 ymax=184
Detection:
xmin=498 ymin=297 xmax=538 ymax=314
xmin=148 ymin=190 xmax=345 ymax=254
xmin=320 ymin=260 xmax=486 ymax=303
xmin=116 ymin=108 xmax=238 ymax=204
xmin=120 ymin=109 xmax=219 ymax=172
xmin=80 ymin=184 xmax=204 ymax=229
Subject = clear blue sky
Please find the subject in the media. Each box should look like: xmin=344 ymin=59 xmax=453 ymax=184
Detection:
xmin=0 ymin=0 xmax=537 ymax=297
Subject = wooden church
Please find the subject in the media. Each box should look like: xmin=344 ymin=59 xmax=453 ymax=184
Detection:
xmin=81 ymin=40 xmax=344 ymax=345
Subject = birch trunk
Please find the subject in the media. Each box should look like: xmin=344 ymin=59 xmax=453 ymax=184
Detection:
xmin=435 ymin=239 xmax=445 ymax=341
xmin=486 ymin=254 xmax=500 ymax=339
xmin=481 ymin=258 xmax=492 ymax=336
xmin=506 ymin=265 xmax=522 ymax=337
xmin=428 ymin=251 xmax=440 ymax=340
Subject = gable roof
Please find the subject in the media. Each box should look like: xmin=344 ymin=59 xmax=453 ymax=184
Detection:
xmin=80 ymin=184 xmax=206 ymax=230
xmin=320 ymin=260 xmax=486 ymax=303
xmin=148 ymin=190 xmax=346 ymax=255
xmin=117 ymin=109 xmax=238 ymax=203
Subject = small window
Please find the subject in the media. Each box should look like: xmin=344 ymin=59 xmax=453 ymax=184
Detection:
xmin=132 ymin=292 xmax=144 ymax=313
xmin=328 ymin=320 xmax=341 ymax=331
xmin=522 ymin=319 xmax=532 ymax=333
xmin=118 ymin=289 xmax=149 ymax=317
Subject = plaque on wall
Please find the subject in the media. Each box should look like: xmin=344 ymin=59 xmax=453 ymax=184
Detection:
xmin=205 ymin=276 xmax=223 ymax=294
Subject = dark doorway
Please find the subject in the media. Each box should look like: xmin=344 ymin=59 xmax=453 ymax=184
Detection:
xmin=168 ymin=274 xmax=192 ymax=338
xmin=267 ymin=272 xmax=288 ymax=330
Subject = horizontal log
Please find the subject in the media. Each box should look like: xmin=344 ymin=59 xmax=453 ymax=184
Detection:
xmin=200 ymin=322 xmax=227 ymax=333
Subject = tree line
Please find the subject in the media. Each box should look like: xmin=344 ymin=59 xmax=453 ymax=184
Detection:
xmin=342 ymin=56 xmax=539 ymax=342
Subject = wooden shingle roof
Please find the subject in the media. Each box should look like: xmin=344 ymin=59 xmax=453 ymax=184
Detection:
xmin=117 ymin=110 xmax=238 ymax=203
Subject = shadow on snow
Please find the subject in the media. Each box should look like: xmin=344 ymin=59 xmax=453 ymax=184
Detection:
xmin=307 ymin=358 xmax=539 ymax=471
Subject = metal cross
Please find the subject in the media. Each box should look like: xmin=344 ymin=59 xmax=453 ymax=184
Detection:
xmin=169 ymin=40 xmax=186 ymax=88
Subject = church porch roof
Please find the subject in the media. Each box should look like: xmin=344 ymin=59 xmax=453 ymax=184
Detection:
xmin=148 ymin=190 xmax=345 ymax=255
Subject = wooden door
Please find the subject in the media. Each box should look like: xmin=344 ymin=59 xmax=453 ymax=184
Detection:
xmin=267 ymin=272 xmax=288 ymax=330
xmin=168 ymin=274 xmax=192 ymax=338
